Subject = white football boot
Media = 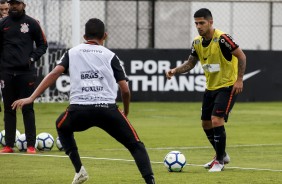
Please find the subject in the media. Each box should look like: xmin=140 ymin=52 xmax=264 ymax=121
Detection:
xmin=72 ymin=166 xmax=89 ymax=184
xmin=208 ymin=160 xmax=224 ymax=172
xmin=203 ymin=153 xmax=230 ymax=169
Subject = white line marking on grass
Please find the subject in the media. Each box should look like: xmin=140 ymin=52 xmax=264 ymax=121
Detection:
xmin=225 ymin=166 xmax=282 ymax=172
xmin=103 ymin=143 xmax=282 ymax=151
xmin=0 ymin=152 xmax=69 ymax=158
xmin=152 ymin=162 xmax=282 ymax=172
xmin=1 ymin=152 xmax=282 ymax=172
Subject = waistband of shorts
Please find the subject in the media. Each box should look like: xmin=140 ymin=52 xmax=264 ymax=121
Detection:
xmin=206 ymin=85 xmax=233 ymax=92
xmin=70 ymin=103 xmax=117 ymax=108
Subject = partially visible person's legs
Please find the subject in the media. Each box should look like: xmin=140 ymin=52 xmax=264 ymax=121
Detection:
xmin=1 ymin=74 xmax=17 ymax=150
xmin=17 ymin=74 xmax=37 ymax=148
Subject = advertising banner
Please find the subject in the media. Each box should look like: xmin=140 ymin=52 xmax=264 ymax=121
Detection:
xmin=112 ymin=49 xmax=282 ymax=102
xmin=47 ymin=49 xmax=282 ymax=102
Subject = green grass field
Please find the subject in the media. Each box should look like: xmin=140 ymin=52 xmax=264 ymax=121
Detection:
xmin=0 ymin=102 xmax=281 ymax=184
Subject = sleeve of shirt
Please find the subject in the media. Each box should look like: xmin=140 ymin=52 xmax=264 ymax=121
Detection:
xmin=111 ymin=55 xmax=129 ymax=83
xmin=30 ymin=19 xmax=48 ymax=61
xmin=190 ymin=41 xmax=198 ymax=57
xmin=219 ymin=34 xmax=239 ymax=61
xmin=57 ymin=50 xmax=69 ymax=73
xmin=219 ymin=34 xmax=239 ymax=52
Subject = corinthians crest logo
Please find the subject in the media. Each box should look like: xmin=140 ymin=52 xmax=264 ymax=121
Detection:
xmin=20 ymin=23 xmax=29 ymax=33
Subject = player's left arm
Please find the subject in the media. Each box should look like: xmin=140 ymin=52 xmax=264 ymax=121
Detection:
xmin=118 ymin=80 xmax=131 ymax=117
xmin=220 ymin=34 xmax=247 ymax=95
xmin=231 ymin=47 xmax=246 ymax=95
xmin=111 ymin=55 xmax=130 ymax=116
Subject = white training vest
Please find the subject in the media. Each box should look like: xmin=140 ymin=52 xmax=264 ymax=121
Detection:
xmin=68 ymin=44 xmax=118 ymax=104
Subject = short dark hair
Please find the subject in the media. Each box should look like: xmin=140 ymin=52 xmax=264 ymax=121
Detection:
xmin=85 ymin=18 xmax=105 ymax=40
xmin=194 ymin=8 xmax=213 ymax=19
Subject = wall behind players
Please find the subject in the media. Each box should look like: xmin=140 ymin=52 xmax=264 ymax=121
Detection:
xmin=114 ymin=49 xmax=282 ymax=102
xmin=39 ymin=49 xmax=281 ymax=102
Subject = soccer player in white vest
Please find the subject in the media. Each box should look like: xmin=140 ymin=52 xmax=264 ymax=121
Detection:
xmin=166 ymin=8 xmax=246 ymax=172
xmin=12 ymin=18 xmax=155 ymax=184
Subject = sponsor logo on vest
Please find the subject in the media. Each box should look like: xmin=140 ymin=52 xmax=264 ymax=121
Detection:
xmin=79 ymin=49 xmax=102 ymax=53
xmin=81 ymin=71 xmax=99 ymax=79
xmin=82 ymin=86 xmax=103 ymax=92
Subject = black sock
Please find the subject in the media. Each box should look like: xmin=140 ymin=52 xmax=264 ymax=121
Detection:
xmin=204 ymin=128 xmax=216 ymax=150
xmin=68 ymin=150 xmax=82 ymax=173
xmin=213 ymin=126 xmax=226 ymax=163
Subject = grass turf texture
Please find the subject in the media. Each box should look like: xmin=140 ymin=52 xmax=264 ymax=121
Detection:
xmin=0 ymin=102 xmax=281 ymax=184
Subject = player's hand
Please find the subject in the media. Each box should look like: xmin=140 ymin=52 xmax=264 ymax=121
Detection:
xmin=166 ymin=68 xmax=176 ymax=80
xmin=231 ymin=80 xmax=243 ymax=95
xmin=11 ymin=98 xmax=33 ymax=110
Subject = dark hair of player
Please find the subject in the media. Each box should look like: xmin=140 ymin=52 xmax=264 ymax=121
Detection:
xmin=85 ymin=18 xmax=105 ymax=40
xmin=194 ymin=8 xmax=213 ymax=20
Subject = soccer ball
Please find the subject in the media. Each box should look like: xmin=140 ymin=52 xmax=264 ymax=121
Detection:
xmin=16 ymin=134 xmax=27 ymax=152
xmin=56 ymin=137 xmax=64 ymax=151
xmin=164 ymin=151 xmax=186 ymax=172
xmin=0 ymin=129 xmax=21 ymax=146
xmin=16 ymin=133 xmax=38 ymax=151
xmin=36 ymin=132 xmax=54 ymax=151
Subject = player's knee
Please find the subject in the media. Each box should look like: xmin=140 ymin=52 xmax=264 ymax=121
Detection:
xmin=211 ymin=116 xmax=224 ymax=127
xmin=56 ymin=113 xmax=71 ymax=131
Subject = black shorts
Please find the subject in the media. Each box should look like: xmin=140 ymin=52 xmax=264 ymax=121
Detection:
xmin=56 ymin=104 xmax=140 ymax=148
xmin=201 ymin=86 xmax=237 ymax=122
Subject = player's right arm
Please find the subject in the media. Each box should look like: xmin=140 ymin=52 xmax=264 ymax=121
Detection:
xmin=166 ymin=54 xmax=198 ymax=80
xmin=166 ymin=41 xmax=199 ymax=80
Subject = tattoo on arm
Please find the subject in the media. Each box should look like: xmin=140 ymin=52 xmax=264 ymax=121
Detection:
xmin=237 ymin=59 xmax=246 ymax=80
xmin=175 ymin=55 xmax=198 ymax=74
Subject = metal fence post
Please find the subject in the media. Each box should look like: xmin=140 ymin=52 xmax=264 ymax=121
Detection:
xmin=72 ymin=0 xmax=80 ymax=47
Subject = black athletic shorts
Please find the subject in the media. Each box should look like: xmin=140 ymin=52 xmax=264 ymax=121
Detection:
xmin=201 ymin=86 xmax=237 ymax=122
xmin=56 ymin=104 xmax=140 ymax=149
